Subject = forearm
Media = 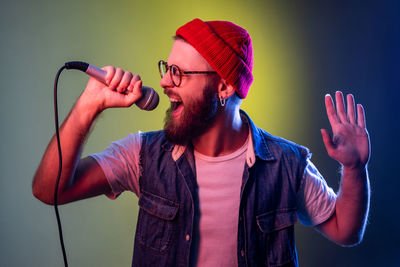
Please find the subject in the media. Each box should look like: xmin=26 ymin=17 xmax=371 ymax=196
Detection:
xmin=32 ymin=66 xmax=142 ymax=204
xmin=32 ymin=97 xmax=100 ymax=204
xmin=318 ymin=92 xmax=371 ymax=246
xmin=333 ymin=165 xmax=370 ymax=245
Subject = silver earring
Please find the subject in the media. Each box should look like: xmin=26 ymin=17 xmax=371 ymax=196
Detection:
xmin=219 ymin=96 xmax=226 ymax=107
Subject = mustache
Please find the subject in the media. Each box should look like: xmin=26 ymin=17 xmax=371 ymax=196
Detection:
xmin=163 ymin=88 xmax=181 ymax=99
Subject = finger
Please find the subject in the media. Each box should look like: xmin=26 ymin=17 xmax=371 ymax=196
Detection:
xmin=335 ymin=91 xmax=348 ymax=123
xmin=127 ymin=74 xmax=141 ymax=93
xmin=321 ymin=129 xmax=336 ymax=158
xmin=116 ymin=71 xmax=133 ymax=93
xmin=119 ymin=80 xmax=142 ymax=107
xmin=132 ymin=80 xmax=143 ymax=101
xmin=347 ymin=94 xmax=356 ymax=124
xmin=109 ymin=68 xmax=124 ymax=91
xmin=102 ymin=66 xmax=115 ymax=85
xmin=357 ymin=104 xmax=366 ymax=128
xmin=325 ymin=94 xmax=340 ymax=127
xmin=121 ymin=90 xmax=140 ymax=107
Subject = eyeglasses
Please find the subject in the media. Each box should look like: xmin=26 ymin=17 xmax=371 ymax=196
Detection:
xmin=158 ymin=60 xmax=217 ymax=87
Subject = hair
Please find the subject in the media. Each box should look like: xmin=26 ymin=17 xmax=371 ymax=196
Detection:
xmin=172 ymin=35 xmax=187 ymax=42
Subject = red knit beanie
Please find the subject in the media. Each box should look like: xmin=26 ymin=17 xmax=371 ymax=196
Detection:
xmin=176 ymin=18 xmax=253 ymax=99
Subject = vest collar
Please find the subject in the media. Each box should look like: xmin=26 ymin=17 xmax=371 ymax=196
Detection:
xmin=241 ymin=110 xmax=275 ymax=162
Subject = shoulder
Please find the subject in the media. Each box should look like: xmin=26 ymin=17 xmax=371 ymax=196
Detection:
xmin=241 ymin=110 xmax=310 ymax=160
xmin=140 ymin=130 xmax=166 ymax=144
xmin=256 ymin=127 xmax=310 ymax=160
xmin=140 ymin=130 xmax=175 ymax=152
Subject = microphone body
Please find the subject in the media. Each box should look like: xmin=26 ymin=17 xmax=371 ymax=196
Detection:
xmin=65 ymin=61 xmax=159 ymax=111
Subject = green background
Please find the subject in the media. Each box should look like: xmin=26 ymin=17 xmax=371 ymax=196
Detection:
xmin=1 ymin=0 xmax=399 ymax=266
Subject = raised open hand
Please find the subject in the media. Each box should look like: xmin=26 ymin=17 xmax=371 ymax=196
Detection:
xmin=321 ymin=91 xmax=370 ymax=169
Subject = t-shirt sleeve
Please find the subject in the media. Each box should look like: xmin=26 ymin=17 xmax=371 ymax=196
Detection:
xmin=89 ymin=132 xmax=142 ymax=199
xmin=296 ymin=159 xmax=337 ymax=226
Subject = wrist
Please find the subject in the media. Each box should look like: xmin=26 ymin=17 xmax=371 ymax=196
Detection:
xmin=73 ymin=96 xmax=102 ymax=127
xmin=342 ymin=164 xmax=368 ymax=178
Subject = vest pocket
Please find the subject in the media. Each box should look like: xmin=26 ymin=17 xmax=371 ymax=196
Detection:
xmin=256 ymin=209 xmax=298 ymax=267
xmin=136 ymin=190 xmax=179 ymax=253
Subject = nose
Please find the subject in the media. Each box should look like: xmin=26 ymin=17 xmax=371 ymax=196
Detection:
xmin=160 ymin=70 xmax=174 ymax=88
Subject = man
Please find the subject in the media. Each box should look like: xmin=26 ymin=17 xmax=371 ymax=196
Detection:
xmin=32 ymin=19 xmax=370 ymax=267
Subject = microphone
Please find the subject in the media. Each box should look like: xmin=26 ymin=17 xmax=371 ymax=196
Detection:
xmin=64 ymin=61 xmax=159 ymax=111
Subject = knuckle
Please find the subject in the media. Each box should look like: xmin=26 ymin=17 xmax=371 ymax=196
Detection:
xmin=133 ymin=74 xmax=141 ymax=81
xmin=109 ymin=82 xmax=117 ymax=89
xmin=104 ymin=66 xmax=115 ymax=80
xmin=123 ymin=73 xmax=132 ymax=85
xmin=103 ymin=65 xmax=114 ymax=71
xmin=115 ymin=68 xmax=123 ymax=77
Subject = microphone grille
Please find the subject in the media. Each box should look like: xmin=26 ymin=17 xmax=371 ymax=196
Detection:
xmin=135 ymin=86 xmax=159 ymax=111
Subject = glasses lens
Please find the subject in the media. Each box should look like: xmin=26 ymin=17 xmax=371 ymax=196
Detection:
xmin=159 ymin=60 xmax=167 ymax=78
xmin=170 ymin=65 xmax=181 ymax=86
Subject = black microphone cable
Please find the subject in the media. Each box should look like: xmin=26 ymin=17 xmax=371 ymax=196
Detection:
xmin=53 ymin=64 xmax=69 ymax=267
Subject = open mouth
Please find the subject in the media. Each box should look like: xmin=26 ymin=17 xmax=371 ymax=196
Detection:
xmin=171 ymin=100 xmax=182 ymax=111
xmin=169 ymin=97 xmax=184 ymax=117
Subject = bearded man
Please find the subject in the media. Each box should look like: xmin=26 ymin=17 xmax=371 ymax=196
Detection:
xmin=32 ymin=19 xmax=371 ymax=267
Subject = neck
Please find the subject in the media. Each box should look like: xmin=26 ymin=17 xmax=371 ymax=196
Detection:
xmin=192 ymin=106 xmax=248 ymax=157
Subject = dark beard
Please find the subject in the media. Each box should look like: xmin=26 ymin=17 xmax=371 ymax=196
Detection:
xmin=163 ymin=86 xmax=218 ymax=145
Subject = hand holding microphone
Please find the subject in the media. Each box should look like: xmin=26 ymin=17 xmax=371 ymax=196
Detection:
xmin=65 ymin=61 xmax=159 ymax=111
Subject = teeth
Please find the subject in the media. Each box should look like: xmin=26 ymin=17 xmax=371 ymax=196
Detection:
xmin=169 ymin=97 xmax=181 ymax=103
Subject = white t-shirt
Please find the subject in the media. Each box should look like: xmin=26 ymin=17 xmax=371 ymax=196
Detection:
xmin=192 ymin=137 xmax=248 ymax=267
xmin=90 ymin=132 xmax=336 ymax=266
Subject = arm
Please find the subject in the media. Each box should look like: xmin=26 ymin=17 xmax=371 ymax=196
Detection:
xmin=316 ymin=91 xmax=370 ymax=246
xmin=32 ymin=66 xmax=143 ymax=205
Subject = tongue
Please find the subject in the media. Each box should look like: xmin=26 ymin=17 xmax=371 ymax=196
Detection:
xmin=172 ymin=101 xmax=182 ymax=110
xmin=172 ymin=103 xmax=184 ymax=118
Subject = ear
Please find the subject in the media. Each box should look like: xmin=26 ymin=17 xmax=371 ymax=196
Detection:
xmin=217 ymin=79 xmax=236 ymax=99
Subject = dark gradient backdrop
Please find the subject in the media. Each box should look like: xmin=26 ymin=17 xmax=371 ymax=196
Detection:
xmin=1 ymin=0 xmax=399 ymax=266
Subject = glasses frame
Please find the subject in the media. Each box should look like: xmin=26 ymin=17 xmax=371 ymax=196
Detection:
xmin=158 ymin=60 xmax=217 ymax=87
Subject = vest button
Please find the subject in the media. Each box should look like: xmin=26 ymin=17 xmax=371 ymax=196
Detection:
xmin=186 ymin=234 xmax=190 ymax=241
xmin=241 ymin=249 xmax=245 ymax=257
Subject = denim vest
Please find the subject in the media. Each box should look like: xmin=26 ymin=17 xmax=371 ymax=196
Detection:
xmin=133 ymin=111 xmax=310 ymax=267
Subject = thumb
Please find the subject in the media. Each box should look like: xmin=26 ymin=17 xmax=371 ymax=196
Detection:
xmin=320 ymin=129 xmax=335 ymax=157
xmin=124 ymin=80 xmax=143 ymax=107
